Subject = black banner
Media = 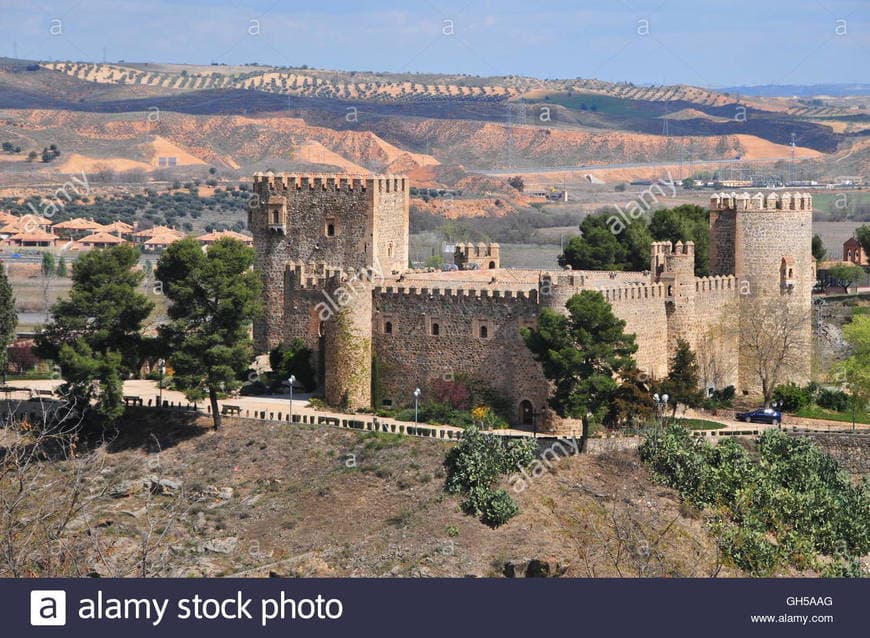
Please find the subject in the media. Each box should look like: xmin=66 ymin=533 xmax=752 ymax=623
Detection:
xmin=4 ymin=577 xmax=866 ymax=637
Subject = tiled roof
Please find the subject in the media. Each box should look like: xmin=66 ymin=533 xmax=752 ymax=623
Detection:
xmin=78 ymin=231 xmax=126 ymax=245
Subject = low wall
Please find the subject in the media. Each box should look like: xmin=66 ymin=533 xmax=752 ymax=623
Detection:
xmin=791 ymin=432 xmax=870 ymax=477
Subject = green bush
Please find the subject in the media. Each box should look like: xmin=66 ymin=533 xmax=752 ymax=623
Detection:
xmin=772 ymin=382 xmax=811 ymax=412
xmin=445 ymin=425 xmax=537 ymax=527
xmin=702 ymin=385 xmax=736 ymax=411
xmin=817 ymin=388 xmax=850 ymax=412
xmin=640 ymin=424 xmax=869 ymax=576
xmin=479 ymin=489 xmax=519 ymax=527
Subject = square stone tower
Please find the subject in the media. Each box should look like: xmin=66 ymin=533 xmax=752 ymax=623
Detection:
xmin=249 ymin=173 xmax=409 ymax=351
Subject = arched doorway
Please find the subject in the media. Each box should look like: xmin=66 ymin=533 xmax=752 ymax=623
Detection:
xmin=519 ymin=400 xmax=534 ymax=426
xmin=488 ymin=261 xmax=496 ymax=269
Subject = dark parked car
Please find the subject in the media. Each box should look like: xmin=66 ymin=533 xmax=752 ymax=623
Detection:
xmin=735 ymin=408 xmax=782 ymax=425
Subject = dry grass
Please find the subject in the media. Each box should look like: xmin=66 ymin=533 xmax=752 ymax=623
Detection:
xmin=0 ymin=410 xmax=743 ymax=578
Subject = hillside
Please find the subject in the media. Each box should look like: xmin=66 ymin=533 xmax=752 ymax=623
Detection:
xmin=2 ymin=411 xmax=743 ymax=578
xmin=0 ymin=58 xmax=862 ymax=186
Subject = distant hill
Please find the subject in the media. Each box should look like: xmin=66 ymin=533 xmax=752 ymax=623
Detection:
xmin=0 ymin=58 xmax=863 ymax=184
xmin=719 ymin=84 xmax=870 ymax=97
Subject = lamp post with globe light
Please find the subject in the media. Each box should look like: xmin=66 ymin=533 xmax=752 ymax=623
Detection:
xmin=653 ymin=392 xmax=669 ymax=430
xmin=288 ymin=374 xmax=296 ymax=423
xmin=413 ymin=387 xmax=421 ymax=425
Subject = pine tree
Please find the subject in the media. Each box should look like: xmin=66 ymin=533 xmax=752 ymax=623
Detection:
xmin=35 ymin=245 xmax=154 ymax=420
xmin=156 ymin=237 xmax=262 ymax=429
xmin=0 ymin=263 xmax=17 ymax=383
xmin=522 ymin=290 xmax=638 ymax=447
xmin=661 ymin=338 xmax=704 ymax=417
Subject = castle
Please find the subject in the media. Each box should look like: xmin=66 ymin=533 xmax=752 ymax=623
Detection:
xmin=250 ymin=173 xmax=814 ymax=431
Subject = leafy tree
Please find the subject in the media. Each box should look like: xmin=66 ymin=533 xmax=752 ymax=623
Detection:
xmin=604 ymin=367 xmax=654 ymax=429
xmin=40 ymin=252 xmax=55 ymax=312
xmin=0 ymin=264 xmax=17 ymax=382
xmin=522 ymin=290 xmax=638 ymax=447
xmin=659 ymin=338 xmax=704 ymax=417
xmin=620 ymin=217 xmax=653 ymax=271
xmin=507 ymin=176 xmax=524 ymax=192
xmin=559 ymin=214 xmax=627 ymax=270
xmin=35 ymin=245 xmax=154 ymax=420
xmin=856 ymin=225 xmax=870 ymax=259
xmin=55 ymin=256 xmax=67 ymax=277
xmin=836 ymin=315 xmax=870 ymax=422
xmin=648 ymin=205 xmax=710 ymax=276
xmin=827 ymin=264 xmax=863 ymax=292
xmin=811 ymin=234 xmax=827 ymax=262
xmin=156 ymin=237 xmax=262 ymax=429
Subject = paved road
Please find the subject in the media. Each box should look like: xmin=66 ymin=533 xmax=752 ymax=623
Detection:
xmin=6 ymin=379 xmax=865 ymax=437
xmin=467 ymin=157 xmax=775 ymax=177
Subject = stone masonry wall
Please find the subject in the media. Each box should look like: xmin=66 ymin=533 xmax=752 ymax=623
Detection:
xmin=735 ymin=208 xmax=814 ymax=390
xmin=792 ymin=433 xmax=870 ymax=478
xmin=372 ymin=287 xmax=549 ymax=422
xmin=371 ymin=177 xmax=410 ymax=275
xmin=603 ymin=284 xmax=670 ymax=380
xmin=250 ymin=174 xmax=409 ymax=351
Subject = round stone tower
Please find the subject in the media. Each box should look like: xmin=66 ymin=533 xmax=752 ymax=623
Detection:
xmin=322 ymin=269 xmax=374 ymax=410
xmin=709 ymin=191 xmax=814 ymax=391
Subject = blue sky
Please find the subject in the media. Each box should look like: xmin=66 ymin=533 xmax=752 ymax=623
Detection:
xmin=3 ymin=0 xmax=868 ymax=86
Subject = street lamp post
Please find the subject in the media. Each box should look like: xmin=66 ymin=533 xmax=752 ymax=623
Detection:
xmin=288 ymin=374 xmax=296 ymax=423
xmin=158 ymin=359 xmax=165 ymax=407
xmin=413 ymin=387 xmax=421 ymax=425
xmin=653 ymin=392 xmax=669 ymax=430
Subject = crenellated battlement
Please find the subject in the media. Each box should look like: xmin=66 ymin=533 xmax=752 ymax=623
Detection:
xmin=252 ymin=172 xmax=408 ymax=193
xmin=709 ymin=191 xmax=813 ymax=212
xmin=598 ymin=283 xmax=668 ymax=303
xmin=651 ymin=240 xmax=695 ymax=257
xmin=374 ymin=285 xmax=538 ymax=303
xmin=694 ymin=275 xmax=738 ymax=294
xmin=285 ymin=262 xmax=382 ymax=290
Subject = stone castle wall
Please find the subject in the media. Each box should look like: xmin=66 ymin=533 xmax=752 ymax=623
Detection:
xmin=251 ymin=177 xmax=814 ymax=426
xmin=371 ymin=177 xmax=410 ymax=275
xmin=250 ymin=173 xmax=409 ymax=351
xmin=601 ymin=284 xmax=671 ymax=379
xmin=324 ymin=274 xmax=373 ymax=409
xmin=372 ymin=286 xmax=549 ymax=423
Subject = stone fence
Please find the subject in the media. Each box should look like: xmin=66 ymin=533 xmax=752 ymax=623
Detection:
xmin=791 ymin=432 xmax=870 ymax=477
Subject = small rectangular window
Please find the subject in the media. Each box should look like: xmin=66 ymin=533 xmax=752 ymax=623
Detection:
xmin=326 ymin=222 xmax=336 ymax=237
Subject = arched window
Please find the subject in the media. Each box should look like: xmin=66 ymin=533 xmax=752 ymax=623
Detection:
xmin=488 ymin=261 xmax=496 ymax=269
xmin=479 ymin=325 xmax=488 ymax=339
xmin=384 ymin=321 xmax=393 ymax=335
xmin=388 ymin=243 xmax=393 ymax=258
xmin=431 ymin=322 xmax=440 ymax=336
